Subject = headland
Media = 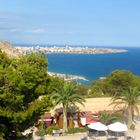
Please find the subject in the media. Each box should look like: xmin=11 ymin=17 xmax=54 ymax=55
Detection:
xmin=15 ymin=45 xmax=128 ymax=55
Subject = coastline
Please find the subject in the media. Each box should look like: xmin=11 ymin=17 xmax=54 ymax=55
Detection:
xmin=48 ymin=71 xmax=89 ymax=82
xmin=14 ymin=46 xmax=128 ymax=55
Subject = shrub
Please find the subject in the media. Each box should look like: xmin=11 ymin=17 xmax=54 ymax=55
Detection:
xmin=35 ymin=121 xmax=47 ymax=136
xmin=85 ymin=92 xmax=108 ymax=98
xmin=46 ymin=125 xmax=60 ymax=135
xmin=66 ymin=127 xmax=87 ymax=134
xmin=98 ymin=111 xmax=125 ymax=125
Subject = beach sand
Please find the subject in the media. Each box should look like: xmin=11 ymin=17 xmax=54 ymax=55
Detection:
xmin=77 ymin=97 xmax=113 ymax=113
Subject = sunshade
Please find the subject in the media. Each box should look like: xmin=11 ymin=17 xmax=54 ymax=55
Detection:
xmin=108 ymin=122 xmax=128 ymax=132
xmin=80 ymin=117 xmax=86 ymax=126
xmin=88 ymin=122 xmax=108 ymax=131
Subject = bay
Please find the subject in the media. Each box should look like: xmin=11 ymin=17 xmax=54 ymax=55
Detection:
xmin=46 ymin=47 xmax=140 ymax=85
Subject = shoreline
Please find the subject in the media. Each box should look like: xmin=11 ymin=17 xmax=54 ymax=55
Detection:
xmin=14 ymin=46 xmax=128 ymax=55
xmin=48 ymin=72 xmax=89 ymax=82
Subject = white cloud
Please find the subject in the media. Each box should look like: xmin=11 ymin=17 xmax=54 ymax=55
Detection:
xmin=0 ymin=27 xmax=47 ymax=34
xmin=26 ymin=28 xmax=47 ymax=33
xmin=8 ymin=28 xmax=20 ymax=32
xmin=0 ymin=27 xmax=20 ymax=32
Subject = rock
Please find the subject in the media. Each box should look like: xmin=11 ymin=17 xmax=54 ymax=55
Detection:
xmin=0 ymin=40 xmax=21 ymax=58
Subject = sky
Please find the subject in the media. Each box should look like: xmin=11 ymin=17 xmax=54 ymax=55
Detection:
xmin=0 ymin=0 xmax=140 ymax=46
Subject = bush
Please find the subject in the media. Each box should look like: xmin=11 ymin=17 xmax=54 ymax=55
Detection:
xmin=46 ymin=125 xmax=60 ymax=135
xmin=85 ymin=92 xmax=108 ymax=98
xmin=66 ymin=127 xmax=87 ymax=134
xmin=17 ymin=136 xmax=32 ymax=140
xmin=35 ymin=121 xmax=47 ymax=136
xmin=98 ymin=111 xmax=125 ymax=125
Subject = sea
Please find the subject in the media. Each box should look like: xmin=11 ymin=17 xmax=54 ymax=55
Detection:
xmin=45 ymin=47 xmax=140 ymax=85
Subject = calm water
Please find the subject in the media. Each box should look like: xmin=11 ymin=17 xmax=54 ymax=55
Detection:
xmin=46 ymin=47 xmax=140 ymax=85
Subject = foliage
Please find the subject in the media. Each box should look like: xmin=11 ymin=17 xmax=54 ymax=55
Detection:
xmin=35 ymin=121 xmax=47 ymax=136
xmin=111 ymin=87 xmax=140 ymax=127
xmin=0 ymin=52 xmax=53 ymax=139
xmin=52 ymin=81 xmax=85 ymax=109
xmin=86 ymin=90 xmax=108 ymax=98
xmin=0 ymin=132 xmax=4 ymax=140
xmin=98 ymin=111 xmax=125 ymax=125
xmin=90 ymin=70 xmax=140 ymax=97
xmin=66 ymin=127 xmax=87 ymax=134
xmin=52 ymin=81 xmax=85 ymax=132
xmin=75 ymin=84 xmax=90 ymax=96
xmin=46 ymin=125 xmax=59 ymax=135
xmin=0 ymin=49 xmax=11 ymax=67
xmin=47 ymin=76 xmax=64 ymax=94
xmin=90 ymin=79 xmax=110 ymax=97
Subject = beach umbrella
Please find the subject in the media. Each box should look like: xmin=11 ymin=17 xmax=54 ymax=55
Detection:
xmin=108 ymin=122 xmax=128 ymax=132
xmin=80 ymin=117 xmax=86 ymax=126
xmin=88 ymin=122 xmax=108 ymax=131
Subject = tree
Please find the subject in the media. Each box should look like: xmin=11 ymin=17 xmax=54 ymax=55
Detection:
xmin=52 ymin=81 xmax=85 ymax=132
xmin=0 ymin=49 xmax=11 ymax=67
xmin=0 ymin=52 xmax=53 ymax=139
xmin=98 ymin=111 xmax=124 ymax=125
xmin=111 ymin=87 xmax=140 ymax=127
xmin=75 ymin=84 xmax=90 ymax=96
xmin=91 ymin=70 xmax=140 ymax=97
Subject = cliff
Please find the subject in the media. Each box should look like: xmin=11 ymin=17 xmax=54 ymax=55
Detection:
xmin=0 ymin=41 xmax=21 ymax=58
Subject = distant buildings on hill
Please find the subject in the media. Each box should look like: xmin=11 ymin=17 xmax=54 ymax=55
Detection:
xmin=15 ymin=45 xmax=128 ymax=55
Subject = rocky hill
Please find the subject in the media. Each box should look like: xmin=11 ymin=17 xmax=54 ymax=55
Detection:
xmin=0 ymin=41 xmax=21 ymax=58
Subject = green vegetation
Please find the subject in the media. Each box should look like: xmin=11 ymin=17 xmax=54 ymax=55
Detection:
xmin=0 ymin=51 xmax=53 ymax=139
xmin=46 ymin=125 xmax=60 ymax=135
xmin=1 ymin=46 xmax=140 ymax=139
xmin=111 ymin=87 xmax=140 ymax=127
xmin=35 ymin=121 xmax=47 ymax=137
xmin=98 ymin=111 xmax=125 ymax=125
xmin=90 ymin=70 xmax=140 ymax=97
xmin=52 ymin=81 xmax=85 ymax=132
xmin=90 ymin=70 xmax=140 ymax=127
xmin=35 ymin=123 xmax=60 ymax=136
xmin=75 ymin=84 xmax=90 ymax=96
xmin=66 ymin=127 xmax=87 ymax=134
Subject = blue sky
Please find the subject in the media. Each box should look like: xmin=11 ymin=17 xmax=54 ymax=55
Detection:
xmin=0 ymin=0 xmax=140 ymax=46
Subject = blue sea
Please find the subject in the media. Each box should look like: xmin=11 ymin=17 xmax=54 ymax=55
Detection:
xmin=46 ymin=47 xmax=140 ymax=85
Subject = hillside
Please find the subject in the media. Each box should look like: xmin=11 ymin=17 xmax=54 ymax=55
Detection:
xmin=0 ymin=41 xmax=21 ymax=58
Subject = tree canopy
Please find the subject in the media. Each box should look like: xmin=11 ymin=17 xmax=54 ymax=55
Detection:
xmin=52 ymin=81 xmax=85 ymax=132
xmin=91 ymin=70 xmax=140 ymax=97
xmin=0 ymin=52 xmax=53 ymax=139
xmin=111 ymin=87 xmax=140 ymax=127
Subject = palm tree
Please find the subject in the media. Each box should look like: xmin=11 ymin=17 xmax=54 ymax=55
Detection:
xmin=111 ymin=87 xmax=140 ymax=127
xmin=98 ymin=111 xmax=124 ymax=125
xmin=52 ymin=81 xmax=85 ymax=132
